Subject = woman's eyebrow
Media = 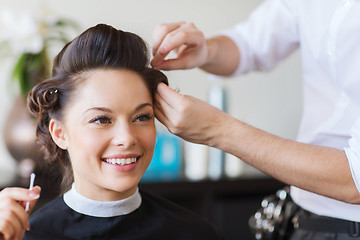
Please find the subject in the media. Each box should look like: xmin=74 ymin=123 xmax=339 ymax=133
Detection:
xmin=135 ymin=103 xmax=153 ymax=112
xmin=83 ymin=103 xmax=153 ymax=114
xmin=84 ymin=107 xmax=112 ymax=114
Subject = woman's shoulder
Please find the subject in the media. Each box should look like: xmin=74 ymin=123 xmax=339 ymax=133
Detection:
xmin=32 ymin=195 xmax=70 ymax=217
xmin=24 ymin=196 xmax=69 ymax=239
xmin=25 ymin=191 xmax=223 ymax=239
xmin=29 ymin=196 xmax=68 ymax=221
xmin=138 ymin=190 xmax=222 ymax=239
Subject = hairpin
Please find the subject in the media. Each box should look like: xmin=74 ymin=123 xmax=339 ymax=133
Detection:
xmin=49 ymin=89 xmax=59 ymax=95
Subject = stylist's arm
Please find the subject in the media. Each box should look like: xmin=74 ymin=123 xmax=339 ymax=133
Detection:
xmin=155 ymin=82 xmax=228 ymax=146
xmin=0 ymin=187 xmax=41 ymax=240
xmin=155 ymin=83 xmax=360 ymax=204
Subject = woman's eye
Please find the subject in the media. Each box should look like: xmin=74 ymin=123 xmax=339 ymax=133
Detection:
xmin=135 ymin=113 xmax=152 ymax=122
xmin=90 ymin=116 xmax=112 ymax=125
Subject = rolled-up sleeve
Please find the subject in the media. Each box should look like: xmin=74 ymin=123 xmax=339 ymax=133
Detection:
xmin=344 ymin=118 xmax=360 ymax=193
xmin=221 ymin=0 xmax=300 ymax=76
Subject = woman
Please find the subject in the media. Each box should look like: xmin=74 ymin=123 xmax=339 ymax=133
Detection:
xmin=0 ymin=24 xmax=221 ymax=240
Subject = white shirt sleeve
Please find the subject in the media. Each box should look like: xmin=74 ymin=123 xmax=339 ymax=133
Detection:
xmin=221 ymin=0 xmax=300 ymax=75
xmin=344 ymin=118 xmax=360 ymax=194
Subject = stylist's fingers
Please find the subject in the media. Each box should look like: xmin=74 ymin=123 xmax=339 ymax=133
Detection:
xmin=26 ymin=186 xmax=41 ymax=214
xmin=0 ymin=187 xmax=40 ymax=230
xmin=0 ymin=212 xmax=23 ymax=240
xmin=152 ymin=21 xmax=185 ymax=56
xmin=152 ymin=54 xmax=198 ymax=71
xmin=0 ymin=187 xmax=41 ymax=212
xmin=0 ymin=200 xmax=24 ymax=240
xmin=0 ymin=187 xmax=36 ymax=202
xmin=152 ymin=22 xmax=206 ymax=69
xmin=0 ymin=220 xmax=16 ymax=240
xmin=152 ymin=22 xmax=186 ymax=67
xmin=154 ymin=99 xmax=169 ymax=128
xmin=155 ymin=87 xmax=174 ymax=129
xmin=156 ymin=82 xmax=184 ymax=107
xmin=19 ymin=186 xmax=41 ymax=213
xmin=155 ymin=83 xmax=193 ymax=135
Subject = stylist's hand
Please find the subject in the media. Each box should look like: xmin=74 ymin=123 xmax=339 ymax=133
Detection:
xmin=151 ymin=22 xmax=208 ymax=70
xmin=155 ymin=83 xmax=227 ymax=146
xmin=0 ymin=186 xmax=41 ymax=240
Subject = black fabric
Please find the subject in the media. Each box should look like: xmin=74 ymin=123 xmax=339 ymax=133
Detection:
xmin=290 ymin=229 xmax=360 ymax=240
xmin=289 ymin=210 xmax=360 ymax=240
xmin=24 ymin=191 xmax=222 ymax=240
xmin=297 ymin=210 xmax=360 ymax=236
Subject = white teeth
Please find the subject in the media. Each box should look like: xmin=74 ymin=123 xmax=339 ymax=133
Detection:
xmin=105 ymin=157 xmax=137 ymax=166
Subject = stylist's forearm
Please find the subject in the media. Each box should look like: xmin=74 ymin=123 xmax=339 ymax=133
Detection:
xmin=212 ymin=115 xmax=360 ymax=204
xmin=200 ymin=36 xmax=240 ymax=76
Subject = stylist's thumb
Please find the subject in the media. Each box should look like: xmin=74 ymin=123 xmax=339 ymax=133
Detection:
xmin=26 ymin=186 xmax=41 ymax=213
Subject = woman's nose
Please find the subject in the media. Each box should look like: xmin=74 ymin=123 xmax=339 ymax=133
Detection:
xmin=111 ymin=124 xmax=137 ymax=148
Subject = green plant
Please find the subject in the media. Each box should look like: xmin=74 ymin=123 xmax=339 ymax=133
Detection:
xmin=0 ymin=9 xmax=78 ymax=96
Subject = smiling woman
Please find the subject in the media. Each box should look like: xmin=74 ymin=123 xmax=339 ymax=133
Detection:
xmin=0 ymin=24 xmax=221 ymax=240
xmin=50 ymin=69 xmax=157 ymax=201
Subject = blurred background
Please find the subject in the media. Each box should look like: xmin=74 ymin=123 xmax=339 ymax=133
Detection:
xmin=0 ymin=0 xmax=302 ymax=239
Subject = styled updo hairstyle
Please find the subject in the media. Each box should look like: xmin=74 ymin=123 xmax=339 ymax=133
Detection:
xmin=27 ymin=24 xmax=168 ymax=193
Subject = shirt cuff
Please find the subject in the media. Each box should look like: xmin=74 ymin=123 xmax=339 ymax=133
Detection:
xmin=220 ymin=25 xmax=250 ymax=76
xmin=344 ymin=119 xmax=360 ymax=194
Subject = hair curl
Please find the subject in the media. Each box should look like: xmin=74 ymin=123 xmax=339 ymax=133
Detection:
xmin=27 ymin=24 xmax=168 ymax=193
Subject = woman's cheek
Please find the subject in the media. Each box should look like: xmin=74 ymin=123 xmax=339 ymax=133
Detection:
xmin=144 ymin=127 xmax=157 ymax=148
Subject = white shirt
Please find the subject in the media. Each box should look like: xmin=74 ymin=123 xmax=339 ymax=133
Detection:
xmin=223 ymin=0 xmax=360 ymax=221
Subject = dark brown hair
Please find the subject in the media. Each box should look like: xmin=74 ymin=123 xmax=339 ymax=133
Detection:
xmin=27 ymin=24 xmax=168 ymax=193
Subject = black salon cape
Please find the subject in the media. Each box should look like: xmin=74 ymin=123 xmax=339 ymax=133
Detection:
xmin=24 ymin=190 xmax=222 ymax=240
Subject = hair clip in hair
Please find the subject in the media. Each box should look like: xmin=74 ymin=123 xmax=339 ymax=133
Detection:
xmin=50 ymin=89 xmax=58 ymax=95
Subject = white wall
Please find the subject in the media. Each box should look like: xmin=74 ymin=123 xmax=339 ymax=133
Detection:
xmin=0 ymin=0 xmax=302 ymax=180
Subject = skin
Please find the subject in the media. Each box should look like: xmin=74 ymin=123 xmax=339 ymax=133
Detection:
xmin=49 ymin=69 xmax=156 ymax=201
xmin=151 ymin=22 xmax=240 ymax=76
xmin=151 ymin=21 xmax=360 ymax=204
xmin=0 ymin=186 xmax=41 ymax=240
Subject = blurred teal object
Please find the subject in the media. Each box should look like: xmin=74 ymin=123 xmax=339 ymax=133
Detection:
xmin=141 ymin=132 xmax=183 ymax=182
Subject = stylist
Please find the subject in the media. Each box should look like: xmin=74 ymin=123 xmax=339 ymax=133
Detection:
xmin=151 ymin=0 xmax=360 ymax=239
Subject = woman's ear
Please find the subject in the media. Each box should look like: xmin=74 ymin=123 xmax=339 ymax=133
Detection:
xmin=49 ymin=119 xmax=69 ymax=150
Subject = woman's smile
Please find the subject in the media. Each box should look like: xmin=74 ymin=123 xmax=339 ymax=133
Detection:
xmin=101 ymin=153 xmax=141 ymax=172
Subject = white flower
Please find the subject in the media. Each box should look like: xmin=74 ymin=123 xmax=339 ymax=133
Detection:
xmin=0 ymin=9 xmax=44 ymax=54
xmin=0 ymin=8 xmax=76 ymax=96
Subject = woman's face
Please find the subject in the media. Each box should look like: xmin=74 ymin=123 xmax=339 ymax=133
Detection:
xmin=50 ymin=69 xmax=156 ymax=201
